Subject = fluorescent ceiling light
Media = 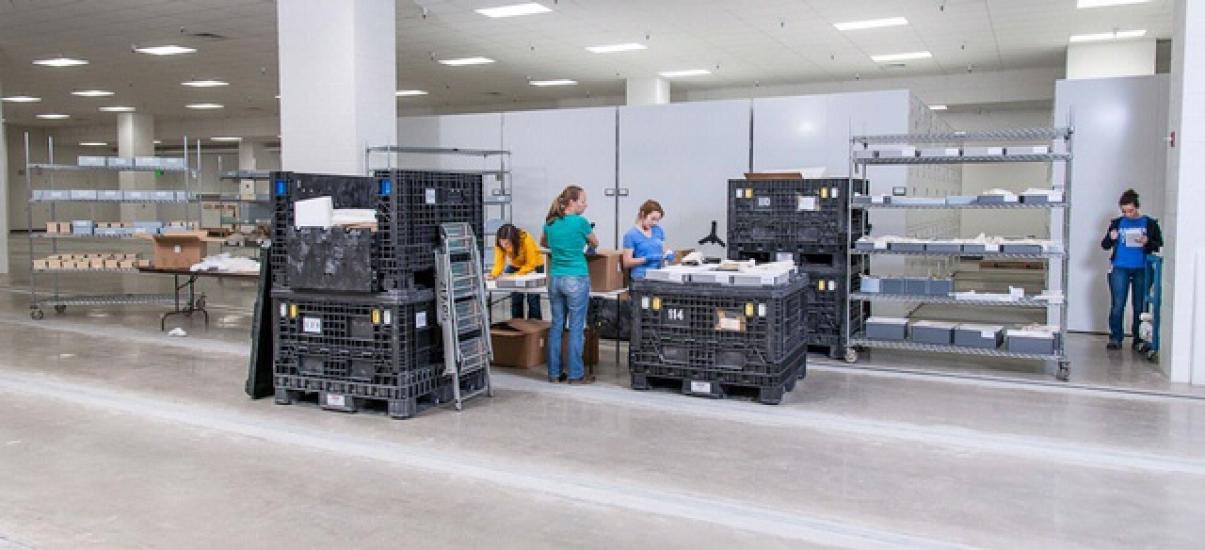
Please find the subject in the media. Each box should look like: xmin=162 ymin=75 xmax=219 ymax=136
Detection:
xmin=530 ymin=79 xmax=577 ymax=87
xmin=186 ymin=103 xmax=223 ymax=110
xmin=929 ymin=104 xmax=948 ymax=111
xmin=659 ymin=69 xmax=711 ymax=78
xmin=1077 ymin=0 xmax=1150 ymax=7
xmin=1069 ymin=29 xmax=1147 ymax=42
xmin=438 ymin=57 xmax=495 ymax=66
xmin=33 ymin=57 xmax=88 ymax=67
xmin=72 ymin=89 xmax=114 ymax=97
xmin=99 ymin=106 xmax=135 ymax=112
xmin=134 ymin=45 xmax=196 ymax=56
xmin=79 ymin=142 xmax=108 ymax=147
xmin=476 ymin=2 xmax=551 ymax=18
xmin=2 ymin=95 xmax=41 ymax=103
xmin=210 ymin=136 xmax=242 ymax=142
xmin=36 ymin=113 xmax=70 ymax=119
xmin=586 ymin=43 xmax=647 ymax=54
xmin=182 ymin=79 xmax=228 ymax=87
xmin=396 ymin=89 xmax=429 ymax=96
xmin=834 ymin=17 xmax=908 ymax=31
xmin=870 ymin=51 xmax=932 ymax=62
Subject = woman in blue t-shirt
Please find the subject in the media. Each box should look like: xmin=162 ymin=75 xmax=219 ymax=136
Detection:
xmin=1100 ymin=189 xmax=1163 ymax=350
xmin=622 ymin=200 xmax=672 ymax=280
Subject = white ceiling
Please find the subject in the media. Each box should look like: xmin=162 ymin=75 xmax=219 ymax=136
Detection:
xmin=0 ymin=0 xmax=1175 ymax=127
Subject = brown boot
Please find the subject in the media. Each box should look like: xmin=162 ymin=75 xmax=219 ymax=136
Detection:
xmin=568 ymin=375 xmax=596 ymax=385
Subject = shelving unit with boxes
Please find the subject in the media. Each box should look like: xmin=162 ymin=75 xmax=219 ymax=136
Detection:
xmin=23 ymin=132 xmax=202 ymax=320
xmin=846 ymin=127 xmax=1073 ymax=380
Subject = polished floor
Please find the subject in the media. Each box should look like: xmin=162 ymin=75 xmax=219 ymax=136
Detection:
xmin=2 ymin=237 xmax=1204 ymax=548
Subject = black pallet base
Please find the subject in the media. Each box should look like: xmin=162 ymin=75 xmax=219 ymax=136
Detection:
xmin=807 ymin=343 xmax=846 ymax=360
xmin=273 ymin=369 xmax=489 ymax=420
xmin=629 ymin=367 xmax=800 ymax=405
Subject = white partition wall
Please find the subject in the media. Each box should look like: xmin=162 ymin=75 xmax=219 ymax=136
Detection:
xmin=502 ymin=108 xmax=618 ymax=246
xmin=1054 ymin=75 xmax=1170 ymax=333
xmin=618 ymin=100 xmax=752 ymax=257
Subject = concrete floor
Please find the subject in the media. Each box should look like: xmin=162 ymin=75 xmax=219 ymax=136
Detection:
xmin=2 ymin=236 xmax=1205 ymax=548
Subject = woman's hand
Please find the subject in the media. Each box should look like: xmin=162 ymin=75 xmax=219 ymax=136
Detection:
xmin=1110 ymin=229 xmax=1119 ymax=241
xmin=1135 ymin=234 xmax=1148 ymax=245
xmin=485 ymin=273 xmax=496 ymax=281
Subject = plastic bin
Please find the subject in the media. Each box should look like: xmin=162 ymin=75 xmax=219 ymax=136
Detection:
xmin=865 ymin=317 xmax=908 ymax=340
xmin=1006 ymin=329 xmax=1056 ymax=355
xmin=910 ymin=321 xmax=956 ymax=345
xmin=955 ymin=324 xmax=1004 ymax=349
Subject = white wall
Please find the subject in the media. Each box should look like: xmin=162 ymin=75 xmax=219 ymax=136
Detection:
xmin=1066 ymin=39 xmax=1157 ymax=80
xmin=1054 ymin=75 xmax=1170 ymax=333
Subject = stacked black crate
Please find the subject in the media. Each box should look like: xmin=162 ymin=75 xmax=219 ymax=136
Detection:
xmin=727 ymin=178 xmax=869 ymax=360
xmin=268 ymin=170 xmax=484 ymax=418
xmin=629 ymin=275 xmax=809 ymax=404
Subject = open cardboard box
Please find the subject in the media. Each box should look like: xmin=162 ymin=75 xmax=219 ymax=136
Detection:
xmin=146 ymin=230 xmax=208 ymax=269
xmin=490 ymin=319 xmax=599 ymax=368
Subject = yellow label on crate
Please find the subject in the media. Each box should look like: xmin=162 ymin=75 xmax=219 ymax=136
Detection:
xmin=372 ymin=309 xmax=381 ymax=325
xmin=289 ymin=304 xmax=298 ymax=319
xmin=818 ymin=280 xmax=827 ymax=291
xmin=652 ymin=297 xmax=662 ymax=311
xmin=745 ymin=303 xmax=755 ymax=317
xmin=820 ymin=187 xmax=829 ymax=199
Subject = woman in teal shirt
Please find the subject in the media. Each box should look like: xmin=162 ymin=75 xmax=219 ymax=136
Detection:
xmin=541 ymin=185 xmax=599 ymax=384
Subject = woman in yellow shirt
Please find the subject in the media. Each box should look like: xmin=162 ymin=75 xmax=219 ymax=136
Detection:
xmin=487 ymin=223 xmax=545 ymax=319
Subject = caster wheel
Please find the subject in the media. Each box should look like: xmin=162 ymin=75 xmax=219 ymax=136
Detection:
xmin=30 ymin=308 xmax=45 ymax=320
xmin=1146 ymin=350 xmax=1159 ymax=363
xmin=844 ymin=348 xmax=859 ymax=364
xmin=54 ymin=305 xmax=67 ymax=314
xmin=1056 ymin=364 xmax=1070 ymax=382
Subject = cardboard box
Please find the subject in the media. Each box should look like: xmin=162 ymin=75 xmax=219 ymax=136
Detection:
xmin=32 ymin=259 xmax=49 ymax=270
xmin=587 ymin=249 xmax=625 ymax=292
xmin=104 ymin=259 xmax=121 ymax=269
xmin=89 ymin=258 xmax=106 ymax=270
xmin=561 ymin=325 xmax=599 ymax=367
xmin=150 ymin=231 xmax=206 ymax=269
xmin=46 ymin=259 xmax=63 ymax=270
xmin=490 ymin=319 xmax=550 ymax=368
xmin=46 ymin=222 xmax=61 ymax=234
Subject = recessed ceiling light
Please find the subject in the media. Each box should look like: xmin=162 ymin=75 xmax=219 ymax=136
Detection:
xmin=134 ymin=45 xmax=196 ymax=56
xmin=530 ymin=79 xmax=577 ymax=87
xmin=929 ymin=104 xmax=948 ymax=111
xmin=476 ymin=2 xmax=551 ymax=18
xmin=36 ymin=113 xmax=70 ymax=119
xmin=659 ymin=69 xmax=711 ymax=78
xmin=1 ymin=95 xmax=41 ymax=103
xmin=79 ymin=142 xmax=108 ymax=147
xmin=33 ymin=57 xmax=88 ymax=67
xmin=834 ymin=17 xmax=908 ymax=31
xmin=98 ymin=106 xmax=136 ymax=112
xmin=438 ymin=57 xmax=495 ymax=66
xmin=870 ymin=51 xmax=932 ymax=63
xmin=1069 ymin=29 xmax=1147 ymax=42
xmin=210 ymin=136 xmax=242 ymax=142
xmin=396 ymin=89 xmax=429 ymax=96
xmin=1077 ymin=0 xmax=1150 ymax=7
xmin=181 ymin=79 xmax=228 ymax=87
xmin=586 ymin=43 xmax=647 ymax=54
xmin=186 ymin=103 xmax=223 ymax=110
xmin=72 ymin=89 xmax=114 ymax=97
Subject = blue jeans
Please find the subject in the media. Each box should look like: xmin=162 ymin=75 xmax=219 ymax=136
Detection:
xmin=1108 ymin=266 xmax=1146 ymax=343
xmin=504 ymin=265 xmax=543 ymax=319
xmin=547 ymin=275 xmax=590 ymax=380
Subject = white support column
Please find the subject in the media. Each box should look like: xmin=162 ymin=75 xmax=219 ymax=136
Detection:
xmin=1066 ymin=38 xmax=1157 ymax=80
xmin=117 ymin=112 xmax=155 ymax=221
xmin=1163 ymin=0 xmax=1205 ymax=384
xmin=0 ymin=76 xmax=9 ymax=274
xmin=626 ymin=77 xmax=670 ymax=106
xmin=277 ymin=0 xmax=396 ymax=174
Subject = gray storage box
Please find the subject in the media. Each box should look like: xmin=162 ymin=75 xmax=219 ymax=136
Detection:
xmin=945 ymin=195 xmax=977 ymax=206
xmin=1006 ymin=330 xmax=1057 ymax=355
xmin=961 ymin=243 xmax=988 ymax=254
xmin=855 ymin=240 xmax=879 ymax=251
xmin=1001 ymin=243 xmax=1043 ymax=255
xmin=853 ymin=150 xmax=878 ymax=160
xmin=955 ymin=324 xmax=1005 ymax=349
xmin=175 ymin=191 xmax=191 ymax=202
xmin=851 ymin=195 xmax=872 ymax=206
xmin=1021 ymin=193 xmax=1062 ymax=205
xmin=859 ymin=276 xmax=881 ymax=294
xmin=910 ymin=321 xmax=956 ymax=345
xmin=71 ymin=220 xmax=95 ymax=235
xmin=125 ymin=190 xmax=151 ymax=201
xmin=689 ymin=271 xmax=734 ymax=285
xmin=925 ymin=242 xmax=962 ymax=253
xmin=920 ymin=147 xmax=960 ymax=158
xmin=877 ymin=147 xmax=917 ymax=158
xmin=976 ymin=194 xmax=1015 ymax=204
xmin=927 ymin=279 xmax=954 ymax=296
xmin=44 ymin=190 xmax=71 ymax=201
xmin=97 ymin=190 xmax=124 ymax=201
xmin=880 ymin=278 xmax=907 ymax=295
xmin=731 ymin=271 xmax=791 ymax=287
xmin=889 ymin=242 xmax=927 ymax=252
xmin=150 ymin=191 xmax=177 ymax=202
xmin=161 ymin=157 xmax=186 ymax=170
xmin=866 ymin=317 xmax=908 ymax=341
xmin=904 ymin=278 xmax=929 ymax=296
xmin=69 ymin=190 xmax=98 ymax=201
xmin=1006 ymin=145 xmax=1050 ymax=155
xmin=963 ymin=146 xmax=1005 ymax=157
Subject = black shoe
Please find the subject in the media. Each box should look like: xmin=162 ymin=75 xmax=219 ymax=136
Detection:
xmin=1106 ymin=341 xmax=1122 ymax=350
xmin=1131 ymin=339 xmax=1145 ymax=351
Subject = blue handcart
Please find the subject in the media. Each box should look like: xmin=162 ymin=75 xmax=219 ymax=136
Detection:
xmin=1136 ymin=255 xmax=1162 ymax=362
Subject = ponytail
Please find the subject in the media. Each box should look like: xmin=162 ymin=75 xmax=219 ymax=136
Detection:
xmin=1119 ymin=189 xmax=1140 ymax=208
xmin=545 ymin=185 xmax=585 ymax=224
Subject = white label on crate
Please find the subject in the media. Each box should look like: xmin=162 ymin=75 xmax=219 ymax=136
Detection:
xmin=303 ymin=317 xmax=322 ymax=334
xmin=831 ymin=187 xmax=840 ymax=199
xmin=829 ymin=279 xmax=837 ymax=291
xmin=425 ymin=188 xmax=436 ymax=205
xmin=326 ymin=394 xmax=346 ymax=408
xmin=665 ymin=308 xmax=685 ymax=322
xmin=690 ymin=381 xmax=712 ymax=394
xmin=641 ymin=297 xmax=650 ymax=309
xmin=757 ymin=197 xmax=771 ymax=208
xmin=279 ymin=304 xmax=287 ymax=318
xmin=415 ymin=311 xmax=428 ymax=328
xmin=797 ymin=196 xmax=818 ymax=211
xmin=775 ymin=252 xmax=794 ymax=262
xmin=735 ymin=189 xmax=743 ymax=199
xmin=718 ymin=317 xmax=742 ymax=331
xmin=758 ymin=304 xmax=767 ymax=317
xmin=173 ymin=245 xmax=182 ymax=254
xmin=383 ymin=310 xmax=392 ymax=325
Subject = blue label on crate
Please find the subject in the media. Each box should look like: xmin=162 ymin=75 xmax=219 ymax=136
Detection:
xmin=378 ymin=178 xmax=393 ymax=196
xmin=274 ymin=180 xmax=287 ymax=196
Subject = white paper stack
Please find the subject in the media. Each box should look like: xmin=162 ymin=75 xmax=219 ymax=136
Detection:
xmin=294 ymin=196 xmax=334 ymax=228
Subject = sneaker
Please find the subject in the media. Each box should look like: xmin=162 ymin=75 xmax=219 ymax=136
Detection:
xmin=568 ymin=375 xmax=596 ymax=385
xmin=1106 ymin=341 xmax=1122 ymax=350
xmin=559 ymin=372 xmax=568 ymax=383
